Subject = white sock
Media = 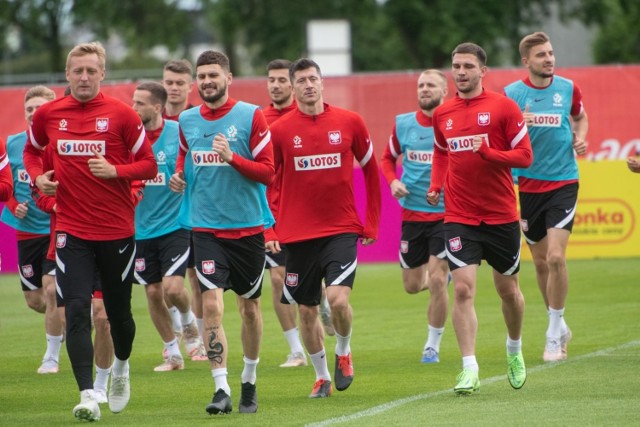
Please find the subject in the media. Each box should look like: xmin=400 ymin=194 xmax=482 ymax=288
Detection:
xmin=462 ymin=355 xmax=479 ymax=373
xmin=45 ymin=334 xmax=63 ymax=361
xmin=241 ymin=356 xmax=259 ymax=384
xmin=212 ymin=368 xmax=230 ymax=395
xmin=169 ymin=306 xmax=181 ymax=333
xmin=506 ymin=336 xmax=522 ymax=354
xmin=547 ymin=307 xmax=564 ymax=340
xmin=283 ymin=328 xmax=305 ymax=354
xmin=309 ymin=349 xmax=331 ymax=381
xmin=335 ymin=330 xmax=352 ymax=356
xmin=425 ymin=325 xmax=445 ymax=352
xmin=164 ymin=337 xmax=181 ymax=358
xmin=94 ymin=366 xmax=111 ymax=391
xmin=111 ymin=358 xmax=129 ymax=377
xmin=180 ymin=309 xmax=196 ymax=327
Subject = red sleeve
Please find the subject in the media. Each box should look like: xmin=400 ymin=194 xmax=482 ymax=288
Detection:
xmin=428 ymin=115 xmax=448 ymax=194
xmin=476 ymin=102 xmax=532 ymax=168
xmin=264 ymin=226 xmax=278 ymax=242
xmin=31 ymin=144 xmax=56 ymax=213
xmin=227 ymin=109 xmax=274 ymax=185
xmin=380 ymin=127 xmax=401 ymax=185
xmin=0 ymin=139 xmax=14 ymax=201
xmin=176 ymin=128 xmax=188 ymax=173
xmin=113 ymin=123 xmax=158 ymax=180
xmin=5 ymin=196 xmax=19 ymax=214
xmin=351 ymin=116 xmax=381 ymax=240
xmin=571 ymin=83 xmax=584 ymax=117
xmin=269 ymin=125 xmax=284 ymax=227
xmin=130 ymin=180 xmax=145 ymax=207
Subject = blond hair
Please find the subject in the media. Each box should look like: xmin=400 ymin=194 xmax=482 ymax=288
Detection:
xmin=66 ymin=41 xmax=106 ymax=70
xmin=25 ymin=85 xmax=56 ymax=103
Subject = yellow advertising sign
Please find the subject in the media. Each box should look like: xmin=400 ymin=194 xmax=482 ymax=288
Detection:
xmin=520 ymin=160 xmax=639 ymax=260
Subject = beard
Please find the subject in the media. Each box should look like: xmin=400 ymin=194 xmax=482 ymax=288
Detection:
xmin=419 ymin=97 xmax=441 ymax=111
xmin=532 ymin=68 xmax=554 ymax=79
xmin=199 ymin=82 xmax=227 ymax=104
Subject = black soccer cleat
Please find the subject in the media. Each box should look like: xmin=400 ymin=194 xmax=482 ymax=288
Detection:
xmin=206 ymin=389 xmax=232 ymax=415
xmin=238 ymin=382 xmax=258 ymax=413
xmin=334 ymin=353 xmax=354 ymax=391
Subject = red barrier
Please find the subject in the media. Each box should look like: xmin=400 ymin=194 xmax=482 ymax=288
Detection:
xmin=2 ymin=66 xmax=640 ymax=272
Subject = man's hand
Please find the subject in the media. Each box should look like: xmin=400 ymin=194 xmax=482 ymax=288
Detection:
xmin=627 ymin=157 xmax=640 ymax=173
xmin=35 ymin=170 xmax=58 ymax=196
xmin=523 ymin=104 xmax=534 ymax=127
xmin=88 ymin=150 xmax=117 ymax=179
xmin=426 ymin=190 xmax=440 ymax=206
xmin=213 ymin=133 xmax=233 ymax=163
xmin=360 ymin=237 xmax=376 ymax=246
xmin=472 ymin=135 xmax=484 ymax=153
xmin=14 ymin=201 xmax=29 ymax=219
xmin=266 ymin=240 xmax=281 ymax=254
xmin=169 ymin=171 xmax=186 ymax=193
xmin=572 ymin=132 xmax=588 ymax=156
xmin=390 ymin=179 xmax=409 ymax=199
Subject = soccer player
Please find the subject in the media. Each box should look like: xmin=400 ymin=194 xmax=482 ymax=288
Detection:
xmin=269 ymin=58 xmax=381 ymax=398
xmin=31 ymin=143 xmax=115 ymax=404
xmin=131 ymin=81 xmax=205 ymax=372
xmin=1 ymin=85 xmax=63 ymax=374
xmin=162 ymin=59 xmax=204 ymax=342
xmin=381 ymin=69 xmax=450 ymax=363
xmin=169 ymin=50 xmax=274 ymax=415
xmin=23 ymin=41 xmax=157 ymax=421
xmin=504 ymin=32 xmax=589 ymax=362
xmin=427 ymin=42 xmax=532 ymax=395
xmin=262 ymin=59 xmax=307 ymax=368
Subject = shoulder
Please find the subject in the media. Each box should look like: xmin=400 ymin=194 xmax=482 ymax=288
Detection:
xmin=7 ymin=131 xmax=27 ymax=145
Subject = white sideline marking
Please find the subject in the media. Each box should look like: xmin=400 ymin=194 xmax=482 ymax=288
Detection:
xmin=306 ymin=340 xmax=640 ymax=427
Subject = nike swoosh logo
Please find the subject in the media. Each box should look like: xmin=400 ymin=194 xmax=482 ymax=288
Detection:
xmin=340 ymin=262 xmax=351 ymax=270
xmin=137 ymin=124 xmax=143 ymax=130
xmin=565 ymin=208 xmax=574 ymax=214
xmin=259 ymin=129 xmax=269 ymax=138
xmin=517 ymin=121 xmax=524 ymax=127
xmin=534 ymin=98 xmax=544 ymax=102
xmin=419 ymin=136 xmax=429 ymax=140
xmin=171 ymin=255 xmax=180 ymax=262
xmin=118 ymin=244 xmax=129 ymax=254
xmin=204 ymin=132 xmax=215 ymax=138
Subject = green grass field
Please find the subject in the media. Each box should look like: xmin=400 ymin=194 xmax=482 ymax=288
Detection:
xmin=0 ymin=259 xmax=639 ymax=426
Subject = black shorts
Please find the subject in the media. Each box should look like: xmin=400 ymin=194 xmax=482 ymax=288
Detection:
xmin=192 ymin=231 xmax=265 ymax=299
xmin=187 ymin=230 xmax=195 ymax=269
xmin=265 ymin=246 xmax=287 ymax=269
xmin=444 ymin=222 xmax=521 ymax=275
xmin=519 ymin=183 xmax=578 ymax=244
xmin=283 ymin=233 xmax=358 ymax=306
xmin=17 ymin=236 xmax=54 ymax=291
xmin=399 ymin=220 xmax=446 ymax=269
xmin=134 ymin=229 xmax=190 ymax=285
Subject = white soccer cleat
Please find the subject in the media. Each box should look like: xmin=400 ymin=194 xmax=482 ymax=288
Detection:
xmin=560 ymin=327 xmax=572 ymax=359
xmin=280 ymin=352 xmax=308 ymax=368
xmin=94 ymin=388 xmax=108 ymax=404
xmin=108 ymin=374 xmax=130 ymax=413
xmin=73 ymin=390 xmax=101 ymax=421
xmin=543 ymin=338 xmax=564 ymax=362
xmin=153 ymin=355 xmax=185 ymax=372
xmin=37 ymin=358 xmax=59 ymax=374
xmin=183 ymin=321 xmax=208 ymax=361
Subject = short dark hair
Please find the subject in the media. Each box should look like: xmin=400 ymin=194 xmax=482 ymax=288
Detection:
xmin=289 ymin=58 xmax=321 ymax=82
xmin=196 ymin=50 xmax=230 ymax=73
xmin=164 ymin=59 xmax=192 ymax=76
xmin=451 ymin=43 xmax=487 ymax=67
xmin=136 ymin=81 xmax=167 ymax=107
xmin=267 ymin=59 xmax=292 ymax=73
xmin=519 ymin=32 xmax=550 ymax=58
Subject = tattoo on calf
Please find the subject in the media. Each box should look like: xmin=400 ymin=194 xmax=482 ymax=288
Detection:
xmin=206 ymin=328 xmax=224 ymax=364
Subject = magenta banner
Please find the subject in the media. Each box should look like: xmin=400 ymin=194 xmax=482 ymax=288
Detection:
xmin=0 ymin=203 xmax=19 ymax=273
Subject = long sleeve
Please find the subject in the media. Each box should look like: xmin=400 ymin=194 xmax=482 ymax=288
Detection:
xmin=380 ymin=128 xmax=401 ymax=185
xmin=228 ymin=109 xmax=274 ymax=185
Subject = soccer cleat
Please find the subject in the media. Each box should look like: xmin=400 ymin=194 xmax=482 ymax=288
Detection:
xmin=206 ymin=389 xmax=232 ymax=415
xmin=421 ymin=347 xmax=440 ymax=363
xmin=280 ymin=352 xmax=308 ymax=368
xmin=561 ymin=327 xmax=572 ymax=359
xmin=238 ymin=382 xmax=258 ymax=413
xmin=183 ymin=321 xmax=208 ymax=361
xmin=73 ymin=390 xmax=101 ymax=422
xmin=543 ymin=338 xmax=563 ymax=362
xmin=507 ymin=351 xmax=527 ymax=389
xmin=188 ymin=342 xmax=208 ymax=361
xmin=454 ymin=369 xmax=480 ymax=396
xmin=153 ymin=355 xmax=185 ymax=372
xmin=94 ymin=388 xmax=108 ymax=404
xmin=309 ymin=379 xmax=333 ymax=398
xmin=37 ymin=358 xmax=59 ymax=374
xmin=108 ymin=374 xmax=130 ymax=413
xmin=334 ymin=354 xmax=354 ymax=391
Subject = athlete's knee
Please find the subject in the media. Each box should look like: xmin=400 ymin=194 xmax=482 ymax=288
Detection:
xmin=24 ymin=290 xmax=46 ymax=313
xmin=240 ymin=299 xmax=261 ymax=324
xmin=546 ymin=250 xmax=566 ymax=271
xmin=402 ymin=278 xmax=424 ymax=294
